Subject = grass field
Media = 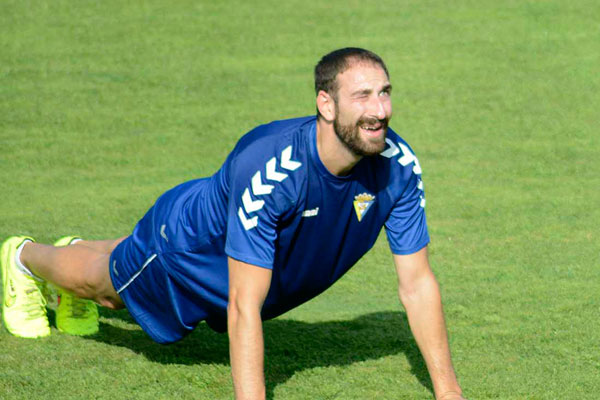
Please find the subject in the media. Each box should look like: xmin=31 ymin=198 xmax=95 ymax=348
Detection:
xmin=1 ymin=0 xmax=599 ymax=398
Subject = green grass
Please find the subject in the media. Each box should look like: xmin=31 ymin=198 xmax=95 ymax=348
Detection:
xmin=2 ymin=0 xmax=600 ymax=398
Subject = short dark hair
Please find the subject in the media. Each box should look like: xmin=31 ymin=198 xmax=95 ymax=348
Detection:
xmin=314 ymin=47 xmax=389 ymax=98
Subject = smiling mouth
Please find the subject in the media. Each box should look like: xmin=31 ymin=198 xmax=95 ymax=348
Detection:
xmin=360 ymin=123 xmax=386 ymax=138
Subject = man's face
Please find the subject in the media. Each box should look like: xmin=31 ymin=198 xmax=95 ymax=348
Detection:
xmin=332 ymin=62 xmax=393 ymax=157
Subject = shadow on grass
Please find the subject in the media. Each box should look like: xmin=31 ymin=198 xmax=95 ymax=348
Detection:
xmin=92 ymin=309 xmax=432 ymax=398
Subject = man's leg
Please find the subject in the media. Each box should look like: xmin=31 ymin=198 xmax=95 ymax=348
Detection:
xmin=47 ymin=236 xmax=127 ymax=335
xmin=20 ymin=239 xmax=126 ymax=310
xmin=75 ymin=239 xmax=124 ymax=255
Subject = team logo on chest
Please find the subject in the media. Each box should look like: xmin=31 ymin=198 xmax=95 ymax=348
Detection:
xmin=353 ymin=193 xmax=375 ymax=222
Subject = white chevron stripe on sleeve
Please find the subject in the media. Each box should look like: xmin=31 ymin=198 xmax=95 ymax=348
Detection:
xmin=238 ymin=207 xmax=258 ymax=230
xmin=266 ymin=157 xmax=288 ymax=182
xmin=280 ymin=145 xmax=301 ymax=171
xmin=380 ymin=138 xmax=400 ymax=158
xmin=398 ymin=143 xmax=422 ymax=174
xmin=251 ymin=171 xmax=274 ymax=195
xmin=242 ymin=188 xmax=264 ymax=213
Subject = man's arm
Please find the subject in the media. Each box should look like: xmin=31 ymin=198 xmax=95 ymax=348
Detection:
xmin=394 ymin=246 xmax=465 ymax=400
xmin=227 ymin=257 xmax=272 ymax=400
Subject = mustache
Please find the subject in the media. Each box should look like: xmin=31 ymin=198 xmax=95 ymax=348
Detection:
xmin=357 ymin=116 xmax=389 ymax=128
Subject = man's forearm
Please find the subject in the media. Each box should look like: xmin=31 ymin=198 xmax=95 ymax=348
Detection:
xmin=400 ymin=273 xmax=462 ymax=399
xmin=228 ymin=306 xmax=266 ymax=400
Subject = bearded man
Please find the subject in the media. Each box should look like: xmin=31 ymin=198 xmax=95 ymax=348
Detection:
xmin=2 ymin=47 xmax=465 ymax=400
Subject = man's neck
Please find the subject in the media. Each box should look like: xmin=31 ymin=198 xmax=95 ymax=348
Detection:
xmin=315 ymin=117 xmax=362 ymax=176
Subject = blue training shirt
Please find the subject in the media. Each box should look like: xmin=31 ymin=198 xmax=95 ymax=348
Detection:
xmin=143 ymin=115 xmax=429 ymax=337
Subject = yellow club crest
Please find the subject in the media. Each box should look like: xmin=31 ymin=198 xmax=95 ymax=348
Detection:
xmin=353 ymin=192 xmax=375 ymax=222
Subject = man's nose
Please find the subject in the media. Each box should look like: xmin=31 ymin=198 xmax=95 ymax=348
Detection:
xmin=368 ymin=96 xmax=387 ymax=120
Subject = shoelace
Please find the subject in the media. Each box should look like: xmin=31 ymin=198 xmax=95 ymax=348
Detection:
xmin=23 ymin=288 xmax=47 ymax=321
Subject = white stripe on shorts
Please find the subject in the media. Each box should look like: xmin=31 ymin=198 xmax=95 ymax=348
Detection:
xmin=116 ymin=253 xmax=157 ymax=294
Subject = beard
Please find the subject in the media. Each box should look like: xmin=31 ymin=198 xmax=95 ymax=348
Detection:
xmin=333 ymin=112 xmax=389 ymax=157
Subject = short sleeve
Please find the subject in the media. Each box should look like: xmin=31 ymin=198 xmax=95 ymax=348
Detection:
xmin=224 ymin=141 xmax=298 ymax=269
xmin=384 ymin=161 xmax=430 ymax=255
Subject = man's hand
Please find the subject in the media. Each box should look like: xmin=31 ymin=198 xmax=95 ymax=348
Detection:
xmin=227 ymin=257 xmax=272 ymax=400
xmin=394 ymin=247 xmax=463 ymax=400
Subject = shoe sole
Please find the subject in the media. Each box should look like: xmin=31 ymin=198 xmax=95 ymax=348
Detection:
xmin=54 ymin=236 xmax=82 ymax=247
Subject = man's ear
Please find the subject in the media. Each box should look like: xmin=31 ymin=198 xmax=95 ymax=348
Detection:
xmin=316 ymin=90 xmax=335 ymax=122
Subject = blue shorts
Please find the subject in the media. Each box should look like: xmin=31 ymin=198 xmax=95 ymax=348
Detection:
xmin=108 ymin=179 xmax=231 ymax=343
xmin=109 ymin=205 xmax=209 ymax=344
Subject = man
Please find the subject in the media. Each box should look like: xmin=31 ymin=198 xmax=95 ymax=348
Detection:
xmin=2 ymin=48 xmax=464 ymax=399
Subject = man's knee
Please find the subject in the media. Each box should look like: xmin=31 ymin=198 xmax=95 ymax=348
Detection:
xmin=95 ymin=295 xmax=125 ymax=310
xmin=72 ymin=254 xmax=122 ymax=309
xmin=77 ymin=274 xmax=124 ymax=310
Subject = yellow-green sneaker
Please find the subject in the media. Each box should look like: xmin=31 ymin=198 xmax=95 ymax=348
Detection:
xmin=54 ymin=236 xmax=99 ymax=336
xmin=1 ymin=236 xmax=50 ymax=338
